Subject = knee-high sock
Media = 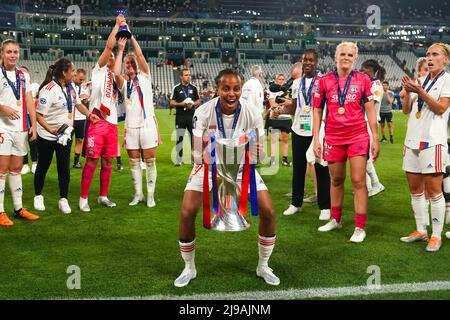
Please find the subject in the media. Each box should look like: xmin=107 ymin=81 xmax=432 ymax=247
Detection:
xmin=100 ymin=164 xmax=112 ymax=197
xmin=366 ymin=161 xmax=380 ymax=187
xmin=430 ymin=193 xmax=445 ymax=239
xmin=0 ymin=173 xmax=7 ymax=212
xmin=355 ymin=213 xmax=367 ymax=230
xmin=145 ymin=158 xmax=157 ymax=198
xmin=331 ymin=207 xmax=343 ymax=223
xmin=81 ymin=161 xmax=97 ymax=199
xmin=411 ymin=192 xmax=428 ymax=233
xmin=179 ymin=239 xmax=196 ymax=269
xmin=9 ymin=172 xmax=23 ymax=210
xmin=258 ymin=235 xmax=276 ymax=269
xmin=130 ymin=158 xmax=143 ymax=196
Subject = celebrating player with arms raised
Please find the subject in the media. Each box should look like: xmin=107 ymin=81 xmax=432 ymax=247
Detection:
xmin=114 ymin=36 xmax=159 ymax=208
xmin=79 ymin=15 xmax=124 ymax=212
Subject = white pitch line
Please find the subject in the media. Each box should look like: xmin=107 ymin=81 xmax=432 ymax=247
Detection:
xmin=89 ymin=281 xmax=450 ymax=300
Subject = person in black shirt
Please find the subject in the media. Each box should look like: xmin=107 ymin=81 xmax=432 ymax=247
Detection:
xmin=170 ymin=68 xmax=200 ymax=166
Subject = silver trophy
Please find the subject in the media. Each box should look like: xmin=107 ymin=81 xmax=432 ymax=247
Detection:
xmin=210 ymin=133 xmax=250 ymax=232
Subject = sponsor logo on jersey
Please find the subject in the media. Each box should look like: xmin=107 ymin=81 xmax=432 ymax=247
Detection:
xmin=427 ymin=163 xmax=434 ymax=169
xmin=2 ymin=82 xmax=7 ymax=88
xmin=350 ymin=86 xmax=359 ymax=93
xmin=331 ymin=94 xmax=358 ymax=102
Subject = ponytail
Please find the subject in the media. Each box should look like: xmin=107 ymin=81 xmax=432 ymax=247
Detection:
xmin=38 ymin=58 xmax=72 ymax=91
xmin=39 ymin=65 xmax=55 ymax=92
xmin=376 ymin=65 xmax=386 ymax=81
xmin=361 ymin=59 xmax=385 ymax=80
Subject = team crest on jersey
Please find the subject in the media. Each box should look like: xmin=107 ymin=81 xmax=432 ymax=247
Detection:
xmin=39 ymin=98 xmax=47 ymax=105
xmin=2 ymin=82 xmax=7 ymax=88
xmin=350 ymin=86 xmax=359 ymax=93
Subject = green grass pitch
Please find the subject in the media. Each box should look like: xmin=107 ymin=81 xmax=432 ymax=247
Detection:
xmin=1 ymin=109 xmax=450 ymax=300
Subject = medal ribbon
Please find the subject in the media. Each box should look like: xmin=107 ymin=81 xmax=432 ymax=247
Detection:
xmin=417 ymin=69 xmax=446 ymax=112
xmin=333 ymin=69 xmax=354 ymax=109
xmin=55 ymin=79 xmax=73 ymax=113
xmin=300 ymin=71 xmax=318 ymax=106
xmin=133 ymin=76 xmax=147 ymax=120
xmin=1 ymin=65 xmax=21 ymax=100
xmin=182 ymin=85 xmax=191 ymax=98
xmin=215 ymin=99 xmax=241 ymax=139
xmin=126 ymin=80 xmax=133 ymax=99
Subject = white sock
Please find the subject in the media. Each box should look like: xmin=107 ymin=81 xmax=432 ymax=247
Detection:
xmin=145 ymin=158 xmax=157 ymax=199
xmin=258 ymin=235 xmax=276 ymax=269
xmin=130 ymin=158 xmax=143 ymax=196
xmin=430 ymin=193 xmax=445 ymax=239
xmin=9 ymin=172 xmax=23 ymax=210
xmin=0 ymin=173 xmax=6 ymax=212
xmin=366 ymin=161 xmax=380 ymax=187
xmin=411 ymin=193 xmax=428 ymax=233
xmin=179 ymin=239 xmax=196 ymax=269
xmin=365 ymin=172 xmax=372 ymax=190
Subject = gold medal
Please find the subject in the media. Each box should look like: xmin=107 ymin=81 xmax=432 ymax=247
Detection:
xmin=338 ymin=107 xmax=345 ymax=115
xmin=126 ymin=99 xmax=131 ymax=109
xmin=68 ymin=112 xmax=72 ymax=120
xmin=17 ymin=100 xmax=21 ymax=106
xmin=416 ymin=111 xmax=421 ymax=119
xmin=304 ymin=105 xmax=311 ymax=113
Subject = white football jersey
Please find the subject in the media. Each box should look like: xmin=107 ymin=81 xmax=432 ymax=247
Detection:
xmin=291 ymin=74 xmax=321 ymax=137
xmin=122 ymin=72 xmax=155 ymax=129
xmin=37 ymin=81 xmax=81 ymax=141
xmin=241 ymin=77 xmax=264 ymax=113
xmin=192 ymin=96 xmax=264 ymax=140
xmin=73 ymin=83 xmax=90 ymax=121
xmin=405 ymin=72 xmax=450 ymax=149
xmin=0 ymin=69 xmax=31 ymax=132
xmin=89 ymin=63 xmax=118 ymax=125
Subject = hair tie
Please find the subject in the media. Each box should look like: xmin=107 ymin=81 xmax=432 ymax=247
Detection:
xmin=49 ymin=65 xmax=55 ymax=70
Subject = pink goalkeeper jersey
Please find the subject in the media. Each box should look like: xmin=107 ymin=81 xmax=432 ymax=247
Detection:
xmin=313 ymin=70 xmax=374 ymax=145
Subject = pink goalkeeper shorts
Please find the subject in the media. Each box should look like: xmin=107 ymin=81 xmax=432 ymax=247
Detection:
xmin=323 ymin=138 xmax=370 ymax=163
xmin=83 ymin=118 xmax=118 ymax=159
